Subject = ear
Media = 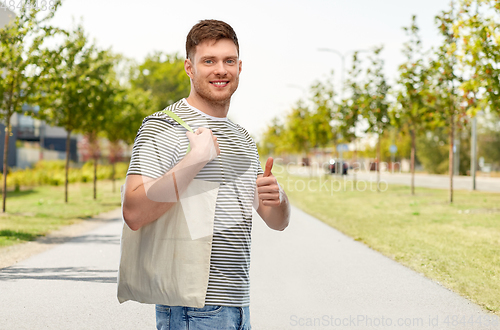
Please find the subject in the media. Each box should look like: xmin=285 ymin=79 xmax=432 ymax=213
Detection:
xmin=238 ymin=59 xmax=242 ymax=74
xmin=185 ymin=58 xmax=193 ymax=78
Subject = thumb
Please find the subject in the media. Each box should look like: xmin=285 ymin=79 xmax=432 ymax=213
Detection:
xmin=263 ymin=157 xmax=273 ymax=177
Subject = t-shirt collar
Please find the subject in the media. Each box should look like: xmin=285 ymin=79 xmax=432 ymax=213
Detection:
xmin=182 ymin=98 xmax=228 ymax=122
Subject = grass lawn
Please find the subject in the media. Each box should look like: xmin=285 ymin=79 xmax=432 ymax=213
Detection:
xmin=0 ymin=179 xmax=124 ymax=248
xmin=278 ymin=172 xmax=500 ymax=315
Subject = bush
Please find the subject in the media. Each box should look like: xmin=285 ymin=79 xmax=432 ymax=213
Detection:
xmin=0 ymin=160 xmax=129 ymax=189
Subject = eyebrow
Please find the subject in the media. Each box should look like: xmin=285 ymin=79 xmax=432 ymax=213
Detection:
xmin=200 ymin=55 xmax=238 ymax=61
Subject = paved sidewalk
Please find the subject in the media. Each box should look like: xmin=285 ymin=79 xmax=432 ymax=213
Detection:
xmin=0 ymin=206 xmax=498 ymax=329
xmin=250 ymin=206 xmax=499 ymax=329
xmin=0 ymin=208 xmax=154 ymax=329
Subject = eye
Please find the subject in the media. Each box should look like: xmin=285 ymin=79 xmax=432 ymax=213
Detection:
xmin=204 ymin=59 xmax=214 ymax=64
xmin=226 ymin=59 xmax=236 ymax=64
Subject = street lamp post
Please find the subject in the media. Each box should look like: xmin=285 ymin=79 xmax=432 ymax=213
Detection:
xmin=318 ymin=48 xmax=347 ymax=100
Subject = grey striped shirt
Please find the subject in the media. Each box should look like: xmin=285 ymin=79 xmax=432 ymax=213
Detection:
xmin=126 ymin=98 xmax=263 ymax=306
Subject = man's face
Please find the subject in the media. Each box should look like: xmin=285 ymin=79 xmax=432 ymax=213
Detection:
xmin=185 ymin=38 xmax=242 ymax=106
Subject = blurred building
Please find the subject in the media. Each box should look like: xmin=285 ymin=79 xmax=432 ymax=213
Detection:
xmin=14 ymin=106 xmax=83 ymax=169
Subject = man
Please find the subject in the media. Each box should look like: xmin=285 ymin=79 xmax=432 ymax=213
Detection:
xmin=122 ymin=19 xmax=290 ymax=329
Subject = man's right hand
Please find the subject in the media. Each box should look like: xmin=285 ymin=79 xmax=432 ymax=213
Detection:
xmin=123 ymin=127 xmax=220 ymax=231
xmin=186 ymin=127 xmax=220 ymax=164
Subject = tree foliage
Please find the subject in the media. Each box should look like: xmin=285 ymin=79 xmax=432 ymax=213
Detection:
xmin=130 ymin=52 xmax=190 ymax=110
xmin=456 ymin=0 xmax=500 ymax=117
xmin=0 ymin=0 xmax=62 ymax=211
xmin=393 ymin=16 xmax=433 ymax=194
xmin=336 ymin=52 xmax=364 ymax=143
xmin=308 ymin=75 xmax=335 ymax=149
xmin=36 ymin=24 xmax=112 ymax=202
xmin=360 ymin=46 xmax=391 ymax=137
xmin=259 ymin=74 xmax=336 ymax=157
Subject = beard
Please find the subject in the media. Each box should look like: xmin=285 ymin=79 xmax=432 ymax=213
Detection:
xmin=191 ymin=75 xmax=240 ymax=107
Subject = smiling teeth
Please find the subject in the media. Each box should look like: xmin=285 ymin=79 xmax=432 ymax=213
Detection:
xmin=213 ymin=82 xmax=227 ymax=86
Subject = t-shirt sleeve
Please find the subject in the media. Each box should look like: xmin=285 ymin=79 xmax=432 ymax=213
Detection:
xmin=126 ymin=117 xmax=180 ymax=179
xmin=244 ymin=131 xmax=263 ymax=176
xmin=254 ymin=141 xmax=264 ymax=176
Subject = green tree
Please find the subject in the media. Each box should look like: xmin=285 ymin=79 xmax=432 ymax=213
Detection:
xmin=77 ymin=49 xmax=119 ymax=200
xmin=456 ymin=0 xmax=500 ymax=118
xmin=104 ymin=85 xmax=154 ymax=193
xmin=258 ymin=117 xmax=288 ymax=156
xmin=0 ymin=0 xmax=62 ymax=211
xmin=285 ymin=100 xmax=313 ymax=156
xmin=428 ymin=4 xmax=468 ymax=203
xmin=416 ymin=126 xmax=471 ymax=175
xmin=36 ymin=24 xmax=101 ymax=203
xmin=360 ymin=46 xmax=391 ymax=190
xmin=130 ymin=52 xmax=190 ymax=110
xmin=308 ymin=74 xmax=335 ymax=150
xmin=393 ymin=16 xmax=434 ymax=195
xmin=454 ymin=0 xmax=500 ymax=183
xmin=337 ymin=52 xmax=366 ymax=179
xmin=416 ymin=129 xmax=450 ymax=174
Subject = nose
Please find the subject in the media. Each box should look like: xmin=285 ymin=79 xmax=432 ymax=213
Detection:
xmin=213 ymin=61 xmax=227 ymax=76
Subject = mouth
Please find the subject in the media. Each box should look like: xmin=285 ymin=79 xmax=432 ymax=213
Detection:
xmin=210 ymin=81 xmax=229 ymax=87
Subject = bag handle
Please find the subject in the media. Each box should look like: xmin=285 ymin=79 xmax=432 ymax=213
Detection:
xmin=161 ymin=109 xmax=194 ymax=154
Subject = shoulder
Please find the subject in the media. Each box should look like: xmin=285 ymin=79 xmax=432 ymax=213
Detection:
xmin=143 ymin=100 xmax=185 ymax=127
xmin=134 ymin=100 xmax=186 ymax=139
xmin=232 ymin=121 xmax=257 ymax=146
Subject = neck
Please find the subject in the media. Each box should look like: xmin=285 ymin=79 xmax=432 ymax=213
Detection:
xmin=185 ymin=94 xmax=230 ymax=118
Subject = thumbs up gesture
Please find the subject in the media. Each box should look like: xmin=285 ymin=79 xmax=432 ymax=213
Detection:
xmin=256 ymin=157 xmax=281 ymax=207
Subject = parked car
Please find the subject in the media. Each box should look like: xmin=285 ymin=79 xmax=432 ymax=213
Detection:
xmin=326 ymin=159 xmax=348 ymax=175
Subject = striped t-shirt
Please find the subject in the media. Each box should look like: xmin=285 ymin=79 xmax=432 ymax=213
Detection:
xmin=126 ymin=98 xmax=263 ymax=306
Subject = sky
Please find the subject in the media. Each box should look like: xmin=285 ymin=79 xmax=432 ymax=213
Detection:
xmin=47 ymin=0 xmax=453 ymax=140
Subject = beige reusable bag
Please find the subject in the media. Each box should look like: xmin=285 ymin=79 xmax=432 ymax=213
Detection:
xmin=117 ymin=180 xmax=219 ymax=307
xmin=117 ymin=110 xmax=220 ymax=307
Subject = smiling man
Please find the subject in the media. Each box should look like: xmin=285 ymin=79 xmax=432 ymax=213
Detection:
xmin=122 ymin=20 xmax=291 ymax=329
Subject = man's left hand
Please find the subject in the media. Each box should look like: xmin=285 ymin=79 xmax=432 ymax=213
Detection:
xmin=256 ymin=157 xmax=281 ymax=207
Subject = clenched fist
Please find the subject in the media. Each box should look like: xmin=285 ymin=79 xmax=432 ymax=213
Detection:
xmin=186 ymin=127 xmax=220 ymax=164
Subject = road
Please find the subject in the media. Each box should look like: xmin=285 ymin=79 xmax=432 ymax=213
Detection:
xmin=285 ymin=165 xmax=500 ymax=193
xmin=1 ymin=206 xmax=499 ymax=329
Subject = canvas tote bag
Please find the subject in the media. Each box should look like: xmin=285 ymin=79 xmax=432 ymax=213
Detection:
xmin=117 ymin=110 xmax=220 ymax=308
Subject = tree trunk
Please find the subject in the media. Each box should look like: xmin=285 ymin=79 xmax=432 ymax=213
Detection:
xmin=109 ymin=140 xmax=120 ymax=193
xmin=410 ymin=128 xmax=416 ymax=196
xmin=377 ymin=134 xmax=381 ymax=192
xmin=353 ymin=138 xmax=357 ymax=184
xmin=449 ymin=116 xmax=454 ymax=204
xmin=93 ymin=155 xmax=97 ymax=200
xmin=471 ymin=115 xmax=477 ymax=190
xmin=65 ymin=129 xmax=71 ymax=203
xmin=2 ymin=121 xmax=11 ymax=212
xmin=112 ymin=160 xmax=116 ymax=193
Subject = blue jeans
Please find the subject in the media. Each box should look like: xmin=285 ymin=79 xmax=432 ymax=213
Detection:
xmin=156 ymin=304 xmax=251 ymax=330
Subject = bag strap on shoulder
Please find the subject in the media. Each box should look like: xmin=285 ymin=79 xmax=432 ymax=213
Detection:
xmin=161 ymin=109 xmax=194 ymax=133
xmin=161 ymin=109 xmax=194 ymax=154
